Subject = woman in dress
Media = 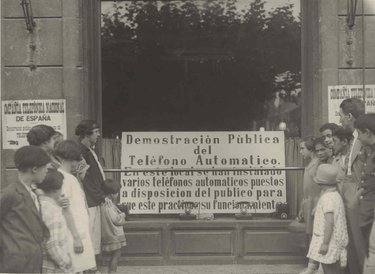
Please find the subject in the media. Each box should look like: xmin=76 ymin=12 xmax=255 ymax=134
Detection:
xmin=54 ymin=140 xmax=96 ymax=273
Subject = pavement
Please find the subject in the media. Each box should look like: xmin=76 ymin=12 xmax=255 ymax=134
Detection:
xmin=99 ymin=264 xmax=306 ymax=274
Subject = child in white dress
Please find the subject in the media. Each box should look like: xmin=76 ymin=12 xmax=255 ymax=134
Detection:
xmin=302 ymin=164 xmax=348 ymax=274
xmin=101 ymin=179 xmax=127 ymax=273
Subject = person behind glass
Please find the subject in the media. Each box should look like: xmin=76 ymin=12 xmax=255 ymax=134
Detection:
xmin=101 ymin=179 xmax=127 ymax=273
xmin=298 ymin=136 xmax=322 ymax=274
xmin=353 ymin=113 xmax=375 ymax=250
xmin=304 ymin=164 xmax=348 ymax=274
xmin=38 ymin=169 xmax=73 ymax=273
xmin=0 ymin=146 xmax=50 ymax=273
xmin=314 ymin=136 xmax=334 ymax=164
xmin=55 ymin=140 xmax=96 ymax=273
xmin=75 ymin=120 xmax=108 ymax=261
xmin=338 ymin=98 xmax=366 ymax=274
xmin=298 ymin=137 xmax=320 ymax=232
xmin=27 ymin=124 xmax=60 ymax=169
xmin=331 ymin=127 xmax=353 ymax=193
xmin=320 ymin=123 xmax=340 ymax=149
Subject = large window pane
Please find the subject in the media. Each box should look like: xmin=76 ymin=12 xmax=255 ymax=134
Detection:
xmin=101 ymin=0 xmax=301 ymax=137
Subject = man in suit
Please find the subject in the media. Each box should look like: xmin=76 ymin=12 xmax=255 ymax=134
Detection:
xmin=0 ymin=146 xmax=50 ymax=273
xmin=338 ymin=97 xmax=366 ymax=274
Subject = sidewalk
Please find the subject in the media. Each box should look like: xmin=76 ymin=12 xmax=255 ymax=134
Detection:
xmin=100 ymin=264 xmax=305 ymax=274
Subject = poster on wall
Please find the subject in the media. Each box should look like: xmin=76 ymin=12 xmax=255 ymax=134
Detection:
xmin=120 ymin=131 xmax=286 ymax=214
xmin=328 ymin=85 xmax=375 ymax=124
xmin=1 ymin=99 xmax=67 ymax=149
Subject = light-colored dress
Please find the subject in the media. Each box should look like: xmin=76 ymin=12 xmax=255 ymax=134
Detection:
xmin=307 ymin=189 xmax=348 ymax=266
xmin=101 ymin=200 xmax=127 ymax=252
xmin=302 ymin=157 xmax=321 ymax=235
xmin=59 ymin=168 xmax=96 ymax=272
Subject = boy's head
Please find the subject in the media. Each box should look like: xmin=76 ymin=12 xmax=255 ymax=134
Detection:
xmin=339 ymin=98 xmax=365 ymax=131
xmin=332 ymin=127 xmax=353 ymax=155
xmin=75 ymin=120 xmax=101 ymax=146
xmin=319 ymin=123 xmax=339 ymax=148
xmin=27 ymin=125 xmax=57 ymax=153
xmin=38 ymin=169 xmax=64 ymax=200
xmin=354 ymin=113 xmax=375 ymax=146
xmin=313 ymin=136 xmax=332 ymax=162
xmin=103 ymin=179 xmax=121 ymax=198
xmin=14 ymin=146 xmax=51 ymax=184
xmin=299 ymin=136 xmax=315 ymax=159
xmin=314 ymin=164 xmax=338 ymax=186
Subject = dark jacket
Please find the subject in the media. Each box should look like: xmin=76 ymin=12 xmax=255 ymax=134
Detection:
xmin=0 ymin=180 xmax=49 ymax=273
xmin=80 ymin=143 xmax=106 ymax=207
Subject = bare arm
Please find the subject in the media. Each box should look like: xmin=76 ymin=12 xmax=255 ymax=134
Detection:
xmin=62 ymin=208 xmax=83 ymax=254
xmin=319 ymin=212 xmax=334 ymax=255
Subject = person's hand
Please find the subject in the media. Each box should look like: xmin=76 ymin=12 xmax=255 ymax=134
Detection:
xmin=104 ymin=196 xmax=111 ymax=205
xmin=73 ymin=237 xmax=84 ymax=254
xmin=296 ymin=211 xmax=304 ymax=223
xmin=357 ymin=187 xmax=364 ymax=200
xmin=65 ymin=257 xmax=72 ymax=271
xmin=319 ymin=243 xmax=329 ymax=255
xmin=58 ymin=194 xmax=70 ymax=209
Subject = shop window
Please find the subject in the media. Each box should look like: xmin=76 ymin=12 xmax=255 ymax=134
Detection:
xmin=101 ymin=0 xmax=301 ymax=137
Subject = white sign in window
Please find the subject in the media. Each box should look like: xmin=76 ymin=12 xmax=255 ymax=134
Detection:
xmin=121 ymin=131 xmax=286 ymax=214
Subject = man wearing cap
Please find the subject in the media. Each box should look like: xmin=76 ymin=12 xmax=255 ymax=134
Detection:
xmin=75 ymin=120 xmax=107 ymax=262
xmin=338 ymin=98 xmax=366 ymax=274
xmin=0 ymin=146 xmax=50 ymax=273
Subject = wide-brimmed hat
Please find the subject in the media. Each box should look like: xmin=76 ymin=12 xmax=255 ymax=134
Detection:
xmin=314 ymin=164 xmax=338 ymax=185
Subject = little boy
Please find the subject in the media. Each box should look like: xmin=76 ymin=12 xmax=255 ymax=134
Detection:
xmin=0 ymin=146 xmax=50 ymax=273
xmin=354 ymin=113 xmax=375 ymax=247
xmin=38 ymin=169 xmax=73 ymax=273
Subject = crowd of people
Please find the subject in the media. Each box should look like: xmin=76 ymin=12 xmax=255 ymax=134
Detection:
xmin=2 ymin=97 xmax=375 ymax=274
xmin=298 ymin=98 xmax=375 ymax=274
xmin=0 ymin=120 xmax=126 ymax=273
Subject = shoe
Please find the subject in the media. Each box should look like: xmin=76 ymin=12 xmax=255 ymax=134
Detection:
xmin=299 ymin=268 xmax=317 ymax=274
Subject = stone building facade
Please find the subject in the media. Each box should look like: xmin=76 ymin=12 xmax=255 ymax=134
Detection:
xmin=1 ymin=0 xmax=101 ymax=183
xmin=1 ymin=0 xmax=375 ymax=265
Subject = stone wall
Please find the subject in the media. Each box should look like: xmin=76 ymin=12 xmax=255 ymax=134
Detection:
xmin=302 ymin=0 xmax=375 ymax=136
xmin=1 ymin=0 xmax=86 ymax=184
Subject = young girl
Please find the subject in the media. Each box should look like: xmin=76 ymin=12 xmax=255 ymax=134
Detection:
xmin=299 ymin=136 xmax=321 ymax=234
xmin=298 ymin=136 xmax=321 ymax=274
xmin=101 ymin=179 xmax=127 ymax=273
xmin=305 ymin=164 xmax=348 ymax=274
xmin=38 ymin=169 xmax=73 ymax=273
xmin=314 ymin=136 xmax=334 ymax=164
